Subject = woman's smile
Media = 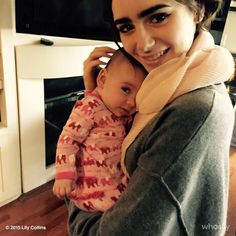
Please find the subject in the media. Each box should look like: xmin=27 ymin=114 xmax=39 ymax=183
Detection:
xmin=138 ymin=48 xmax=170 ymax=69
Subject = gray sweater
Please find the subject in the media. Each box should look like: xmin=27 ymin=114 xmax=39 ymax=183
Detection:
xmin=67 ymin=84 xmax=234 ymax=236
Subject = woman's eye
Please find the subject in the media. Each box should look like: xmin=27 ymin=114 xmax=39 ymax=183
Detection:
xmin=150 ymin=13 xmax=170 ymax=24
xmin=117 ymin=24 xmax=134 ymax=33
xmin=121 ymin=87 xmax=131 ymax=94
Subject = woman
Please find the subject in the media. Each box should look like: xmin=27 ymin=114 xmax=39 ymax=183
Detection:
xmin=67 ymin=0 xmax=235 ymax=235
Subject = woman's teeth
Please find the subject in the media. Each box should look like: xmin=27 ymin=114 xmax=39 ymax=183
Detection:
xmin=148 ymin=49 xmax=168 ymax=61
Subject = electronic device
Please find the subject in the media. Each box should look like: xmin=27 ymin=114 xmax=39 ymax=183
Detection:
xmin=15 ymin=0 xmax=113 ymax=41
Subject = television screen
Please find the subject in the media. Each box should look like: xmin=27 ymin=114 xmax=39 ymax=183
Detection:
xmin=15 ymin=0 xmax=114 ymax=41
xmin=15 ymin=0 xmax=231 ymax=43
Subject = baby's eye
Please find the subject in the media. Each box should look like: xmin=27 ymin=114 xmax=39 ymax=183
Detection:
xmin=121 ymin=87 xmax=131 ymax=94
xmin=150 ymin=13 xmax=170 ymax=24
xmin=117 ymin=24 xmax=134 ymax=33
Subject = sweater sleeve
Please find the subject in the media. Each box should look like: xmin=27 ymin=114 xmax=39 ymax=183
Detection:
xmin=67 ymin=87 xmax=232 ymax=236
xmin=55 ymin=98 xmax=95 ymax=180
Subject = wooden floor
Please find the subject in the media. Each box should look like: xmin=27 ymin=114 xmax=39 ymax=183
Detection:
xmin=0 ymin=151 xmax=236 ymax=236
xmin=0 ymin=181 xmax=68 ymax=236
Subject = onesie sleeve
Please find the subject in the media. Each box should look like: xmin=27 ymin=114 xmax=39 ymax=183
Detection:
xmin=55 ymin=97 xmax=95 ymax=180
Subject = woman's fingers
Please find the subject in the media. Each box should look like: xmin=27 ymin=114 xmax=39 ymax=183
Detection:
xmin=86 ymin=47 xmax=116 ymax=64
xmin=85 ymin=47 xmax=116 ymax=68
xmin=83 ymin=46 xmax=116 ymax=90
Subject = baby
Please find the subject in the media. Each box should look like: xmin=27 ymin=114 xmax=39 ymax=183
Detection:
xmin=53 ymin=49 xmax=146 ymax=212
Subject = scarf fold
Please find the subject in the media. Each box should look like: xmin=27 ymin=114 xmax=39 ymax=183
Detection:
xmin=121 ymin=30 xmax=234 ymax=177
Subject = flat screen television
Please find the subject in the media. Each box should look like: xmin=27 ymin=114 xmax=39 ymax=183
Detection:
xmin=15 ymin=0 xmax=231 ymax=43
xmin=15 ymin=0 xmax=114 ymax=41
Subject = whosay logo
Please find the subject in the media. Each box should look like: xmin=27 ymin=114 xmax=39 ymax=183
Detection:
xmin=201 ymin=223 xmax=230 ymax=232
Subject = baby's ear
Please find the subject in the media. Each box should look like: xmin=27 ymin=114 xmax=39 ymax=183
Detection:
xmin=96 ymin=68 xmax=108 ymax=89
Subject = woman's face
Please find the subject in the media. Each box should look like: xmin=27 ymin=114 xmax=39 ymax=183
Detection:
xmin=112 ymin=0 xmax=199 ymax=72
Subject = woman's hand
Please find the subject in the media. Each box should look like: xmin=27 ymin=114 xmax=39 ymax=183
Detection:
xmin=83 ymin=46 xmax=116 ymax=91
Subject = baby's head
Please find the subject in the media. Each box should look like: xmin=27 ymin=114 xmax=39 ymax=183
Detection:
xmin=95 ymin=49 xmax=146 ymax=117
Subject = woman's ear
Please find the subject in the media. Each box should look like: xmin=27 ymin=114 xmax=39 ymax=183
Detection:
xmin=194 ymin=6 xmax=205 ymax=23
xmin=96 ymin=68 xmax=108 ymax=89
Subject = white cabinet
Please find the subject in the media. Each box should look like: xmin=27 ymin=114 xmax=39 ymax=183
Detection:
xmin=0 ymin=131 xmax=21 ymax=207
xmin=0 ymin=30 xmax=22 ymax=206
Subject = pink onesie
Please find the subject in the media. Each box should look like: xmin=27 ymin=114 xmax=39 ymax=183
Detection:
xmin=55 ymin=92 xmax=129 ymax=212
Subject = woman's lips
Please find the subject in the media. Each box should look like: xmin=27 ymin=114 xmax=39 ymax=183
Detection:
xmin=140 ymin=48 xmax=169 ymax=68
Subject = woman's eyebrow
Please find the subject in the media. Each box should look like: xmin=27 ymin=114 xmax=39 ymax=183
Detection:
xmin=114 ymin=17 xmax=131 ymax=26
xmin=138 ymin=4 xmax=171 ymax=19
xmin=114 ymin=4 xmax=171 ymax=25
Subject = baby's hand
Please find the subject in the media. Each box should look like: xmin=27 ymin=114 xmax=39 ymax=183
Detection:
xmin=83 ymin=46 xmax=116 ymax=91
xmin=53 ymin=179 xmax=74 ymax=199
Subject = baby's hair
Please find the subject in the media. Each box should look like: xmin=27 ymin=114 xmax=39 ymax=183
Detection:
xmin=106 ymin=48 xmax=148 ymax=76
xmin=105 ymin=49 xmax=121 ymax=69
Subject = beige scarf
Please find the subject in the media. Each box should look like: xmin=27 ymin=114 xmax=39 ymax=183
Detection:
xmin=121 ymin=30 xmax=235 ymax=177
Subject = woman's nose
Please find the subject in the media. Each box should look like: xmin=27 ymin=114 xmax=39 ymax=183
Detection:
xmin=136 ymin=26 xmax=155 ymax=53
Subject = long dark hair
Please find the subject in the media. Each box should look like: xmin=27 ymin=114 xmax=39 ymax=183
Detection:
xmin=176 ymin=0 xmax=223 ymax=30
